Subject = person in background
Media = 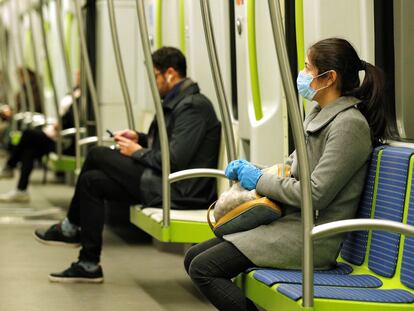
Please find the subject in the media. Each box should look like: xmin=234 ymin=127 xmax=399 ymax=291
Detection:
xmin=0 ymin=104 xmax=12 ymax=149
xmin=34 ymin=47 xmax=221 ymax=283
xmin=0 ymin=67 xmax=42 ymax=150
xmin=0 ymin=72 xmax=79 ymax=202
xmin=184 ymin=38 xmax=393 ymax=311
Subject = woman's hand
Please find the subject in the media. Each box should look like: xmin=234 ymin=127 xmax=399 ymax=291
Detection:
xmin=224 ymin=159 xmax=250 ymax=180
xmin=224 ymin=159 xmax=263 ymax=189
xmin=115 ymin=135 xmax=142 ymax=156
xmin=238 ymin=163 xmax=263 ymax=190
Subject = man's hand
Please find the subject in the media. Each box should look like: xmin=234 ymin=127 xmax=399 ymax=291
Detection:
xmin=115 ymin=135 xmax=142 ymax=156
xmin=113 ymin=129 xmax=138 ymax=143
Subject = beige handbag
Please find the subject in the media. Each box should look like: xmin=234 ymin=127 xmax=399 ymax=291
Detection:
xmin=207 ymin=164 xmax=290 ymax=237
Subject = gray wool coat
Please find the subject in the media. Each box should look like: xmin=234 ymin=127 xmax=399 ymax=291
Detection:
xmin=224 ymin=96 xmax=373 ymax=269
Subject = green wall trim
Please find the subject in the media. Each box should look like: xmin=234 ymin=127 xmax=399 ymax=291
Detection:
xmin=43 ymin=20 xmax=52 ymax=90
xmin=64 ymin=12 xmax=74 ymax=72
xmin=247 ymin=0 xmax=263 ymax=121
xmin=295 ymin=0 xmax=305 ymax=73
xmin=295 ymin=0 xmax=306 ymax=112
xmin=179 ymin=0 xmax=186 ymax=54
xmin=155 ymin=0 xmax=162 ymax=49
xmin=24 ymin=29 xmax=35 ymax=70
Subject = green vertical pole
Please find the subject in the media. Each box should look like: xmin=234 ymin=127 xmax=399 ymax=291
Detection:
xmin=24 ymin=29 xmax=35 ymax=70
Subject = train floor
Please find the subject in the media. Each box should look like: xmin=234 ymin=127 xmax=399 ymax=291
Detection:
xmin=0 ymin=150 xmax=214 ymax=311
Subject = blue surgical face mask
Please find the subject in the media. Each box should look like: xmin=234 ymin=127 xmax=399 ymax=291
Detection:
xmin=296 ymin=70 xmax=330 ymax=101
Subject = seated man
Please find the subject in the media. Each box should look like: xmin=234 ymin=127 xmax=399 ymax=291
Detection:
xmin=34 ymin=47 xmax=221 ymax=283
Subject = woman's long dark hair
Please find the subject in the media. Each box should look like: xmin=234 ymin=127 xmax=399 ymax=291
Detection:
xmin=308 ymin=38 xmax=394 ymax=143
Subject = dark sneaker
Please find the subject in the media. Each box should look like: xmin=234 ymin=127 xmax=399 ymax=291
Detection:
xmin=49 ymin=262 xmax=104 ymax=283
xmin=34 ymin=223 xmax=80 ymax=248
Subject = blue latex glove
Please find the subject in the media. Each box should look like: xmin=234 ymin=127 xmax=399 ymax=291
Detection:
xmin=225 ymin=159 xmax=250 ymax=180
xmin=238 ymin=163 xmax=263 ymax=190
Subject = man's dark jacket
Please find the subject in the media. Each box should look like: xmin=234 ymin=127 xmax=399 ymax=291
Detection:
xmin=132 ymin=79 xmax=221 ymax=209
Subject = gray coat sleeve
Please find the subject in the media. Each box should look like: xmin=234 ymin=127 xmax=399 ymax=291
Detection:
xmin=256 ymin=116 xmax=372 ymax=210
xmin=285 ymin=151 xmax=296 ymax=167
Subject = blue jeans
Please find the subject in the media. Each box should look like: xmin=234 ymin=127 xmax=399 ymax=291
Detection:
xmin=184 ymin=237 xmax=258 ymax=311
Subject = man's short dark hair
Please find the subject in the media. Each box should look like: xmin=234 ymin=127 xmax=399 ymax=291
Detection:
xmin=152 ymin=47 xmax=187 ymax=78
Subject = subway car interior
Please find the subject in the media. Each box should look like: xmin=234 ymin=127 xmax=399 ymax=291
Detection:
xmin=0 ymin=0 xmax=414 ymax=310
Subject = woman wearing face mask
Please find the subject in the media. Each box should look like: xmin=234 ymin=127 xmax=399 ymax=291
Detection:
xmin=183 ymin=37 xmax=394 ymax=311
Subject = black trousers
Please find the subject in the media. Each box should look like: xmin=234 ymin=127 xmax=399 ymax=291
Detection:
xmin=7 ymin=128 xmax=55 ymax=190
xmin=184 ymin=238 xmax=258 ymax=311
xmin=67 ymin=146 xmax=145 ymax=263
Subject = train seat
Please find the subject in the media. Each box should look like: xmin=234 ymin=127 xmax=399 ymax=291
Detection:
xmin=129 ymin=128 xmax=233 ymax=243
xmin=238 ymin=145 xmax=414 ymax=310
xmin=45 ymin=152 xmax=77 ymax=172
xmin=140 ymin=207 xmax=208 ymax=223
xmin=130 ymin=205 xmax=214 ymax=243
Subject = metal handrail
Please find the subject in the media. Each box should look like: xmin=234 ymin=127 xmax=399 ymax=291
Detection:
xmin=135 ymin=0 xmax=171 ymax=227
xmin=38 ymin=0 xmax=62 ymax=158
xmin=0 ymin=14 xmax=14 ymax=110
xmin=54 ymin=0 xmax=81 ymax=173
xmin=312 ymin=219 xmax=414 ymax=240
xmin=267 ymin=0 xmax=314 ymax=307
xmin=199 ymin=0 xmax=237 ymax=163
xmin=72 ymin=0 xmax=103 ymax=146
xmin=14 ymin=0 xmax=36 ymax=118
xmin=60 ymin=127 xmax=86 ymax=136
xmin=2 ymin=1 xmax=26 ymax=128
xmin=107 ymin=0 xmax=135 ymax=129
xmin=10 ymin=2 xmax=30 ymax=117
xmin=28 ymin=8 xmax=46 ymax=119
xmin=169 ymin=168 xmax=226 ymax=183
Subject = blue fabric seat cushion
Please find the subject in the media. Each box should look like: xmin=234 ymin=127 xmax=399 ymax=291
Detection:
xmin=368 ymin=147 xmax=414 ymax=277
xmin=253 ymin=268 xmax=381 ymax=288
xmin=277 ymin=284 xmax=414 ymax=303
xmin=401 ymin=163 xmax=414 ymax=290
xmin=341 ymin=147 xmax=381 ymax=265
